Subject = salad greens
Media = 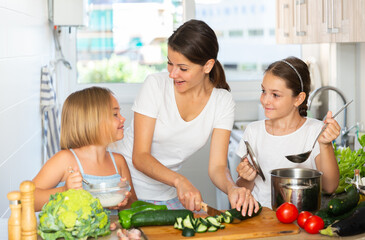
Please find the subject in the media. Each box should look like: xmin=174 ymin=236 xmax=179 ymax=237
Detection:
xmin=38 ymin=189 xmax=110 ymax=240
xmin=335 ymin=134 xmax=365 ymax=194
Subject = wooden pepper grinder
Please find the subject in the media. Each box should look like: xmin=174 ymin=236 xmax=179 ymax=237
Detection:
xmin=7 ymin=191 xmax=21 ymax=240
xmin=20 ymin=181 xmax=37 ymax=240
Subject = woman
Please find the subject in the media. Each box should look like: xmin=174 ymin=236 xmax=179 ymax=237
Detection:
xmin=112 ymin=19 xmax=259 ymax=215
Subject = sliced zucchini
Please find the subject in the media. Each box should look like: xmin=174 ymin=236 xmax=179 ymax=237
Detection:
xmin=182 ymin=227 xmax=195 ymax=237
xmin=219 ymin=224 xmax=226 ymax=229
xmin=175 ymin=217 xmax=184 ymax=230
xmin=200 ymin=218 xmax=210 ymax=227
xmin=206 ymin=216 xmax=221 ymax=228
xmin=195 ymin=223 xmax=208 ymax=233
xmin=183 ymin=215 xmax=194 ymax=229
xmin=215 ymin=214 xmax=224 ymax=223
xmin=207 ymin=225 xmax=218 ymax=232
xmin=222 ymin=212 xmax=233 ymax=224
xmin=224 ymin=211 xmax=232 ymax=217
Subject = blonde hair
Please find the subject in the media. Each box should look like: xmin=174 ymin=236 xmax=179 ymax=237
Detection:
xmin=60 ymin=87 xmax=115 ymax=149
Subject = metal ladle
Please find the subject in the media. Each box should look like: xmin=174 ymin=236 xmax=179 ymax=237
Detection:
xmin=285 ymin=100 xmax=353 ymax=163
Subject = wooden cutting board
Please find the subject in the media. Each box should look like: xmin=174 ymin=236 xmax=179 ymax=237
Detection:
xmin=140 ymin=207 xmax=300 ymax=240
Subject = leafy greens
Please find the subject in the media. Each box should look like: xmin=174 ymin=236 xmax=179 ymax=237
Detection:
xmin=335 ymin=134 xmax=365 ymax=193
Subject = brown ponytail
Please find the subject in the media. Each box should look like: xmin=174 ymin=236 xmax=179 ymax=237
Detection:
xmin=211 ymin=60 xmax=230 ymax=91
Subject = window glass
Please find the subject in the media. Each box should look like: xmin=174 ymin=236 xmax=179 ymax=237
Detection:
xmin=195 ymin=0 xmax=301 ymax=81
xmin=76 ymin=0 xmax=301 ymax=84
xmin=77 ymin=0 xmax=182 ymax=84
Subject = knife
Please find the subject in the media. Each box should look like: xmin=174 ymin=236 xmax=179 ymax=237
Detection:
xmin=201 ymin=202 xmax=241 ymax=224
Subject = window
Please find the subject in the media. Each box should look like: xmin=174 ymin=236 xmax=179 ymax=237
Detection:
xmin=195 ymin=0 xmax=301 ymax=81
xmin=76 ymin=0 xmax=183 ymax=84
xmin=68 ymin=0 xmax=301 ymax=103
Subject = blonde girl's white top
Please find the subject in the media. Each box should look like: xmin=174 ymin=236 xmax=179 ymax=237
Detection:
xmin=111 ymin=72 xmax=235 ymax=201
xmin=235 ymin=118 xmax=323 ymax=209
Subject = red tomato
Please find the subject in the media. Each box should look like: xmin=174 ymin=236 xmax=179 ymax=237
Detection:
xmin=304 ymin=215 xmax=324 ymax=234
xmin=275 ymin=202 xmax=299 ymax=224
xmin=297 ymin=211 xmax=313 ymax=228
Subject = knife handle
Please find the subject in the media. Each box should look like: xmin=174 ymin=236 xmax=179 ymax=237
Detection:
xmin=200 ymin=202 xmax=208 ymax=212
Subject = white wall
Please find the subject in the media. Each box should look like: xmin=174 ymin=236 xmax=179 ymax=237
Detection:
xmin=0 ymin=0 xmax=53 ymax=217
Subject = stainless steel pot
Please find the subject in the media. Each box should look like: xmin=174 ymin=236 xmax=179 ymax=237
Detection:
xmin=271 ymin=168 xmax=322 ymax=212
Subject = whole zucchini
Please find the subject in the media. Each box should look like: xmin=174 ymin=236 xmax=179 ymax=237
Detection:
xmin=226 ymin=202 xmax=262 ymax=220
xmin=118 ymin=204 xmax=168 ymax=229
xmin=320 ymin=206 xmax=365 ymax=237
xmin=130 ymin=200 xmax=154 ymax=208
xmin=131 ymin=209 xmax=194 ymax=227
xmin=328 ymin=185 xmax=359 ymax=216
xmin=316 ymin=201 xmax=365 ymax=227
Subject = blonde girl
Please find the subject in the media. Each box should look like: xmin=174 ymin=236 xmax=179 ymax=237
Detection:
xmin=33 ymin=87 xmax=137 ymax=212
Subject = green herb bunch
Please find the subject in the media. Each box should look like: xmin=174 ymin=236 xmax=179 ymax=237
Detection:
xmin=335 ymin=134 xmax=365 ymax=194
xmin=38 ymin=189 xmax=110 ymax=240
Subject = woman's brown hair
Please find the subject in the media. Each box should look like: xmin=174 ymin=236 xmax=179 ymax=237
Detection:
xmin=265 ymin=56 xmax=311 ymax=116
xmin=168 ymin=19 xmax=230 ymax=91
xmin=60 ymin=87 xmax=115 ymax=149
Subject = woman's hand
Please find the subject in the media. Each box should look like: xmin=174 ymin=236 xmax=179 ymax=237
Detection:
xmin=65 ymin=167 xmax=83 ymax=190
xmin=318 ymin=111 xmax=341 ymax=145
xmin=175 ymin=177 xmax=202 ymax=211
xmin=236 ymin=158 xmax=257 ymax=181
xmin=228 ymin=186 xmax=259 ymax=217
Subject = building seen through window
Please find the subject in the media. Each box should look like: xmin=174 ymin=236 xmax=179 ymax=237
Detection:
xmin=76 ymin=0 xmax=300 ymax=84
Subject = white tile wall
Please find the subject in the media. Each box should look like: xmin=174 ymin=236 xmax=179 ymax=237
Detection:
xmin=0 ymin=0 xmax=53 ymax=217
xmin=0 ymin=9 xmax=8 ymax=58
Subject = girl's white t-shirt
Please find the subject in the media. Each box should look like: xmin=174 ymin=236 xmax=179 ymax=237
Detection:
xmin=112 ymin=72 xmax=235 ymax=200
xmin=235 ymin=118 xmax=323 ymax=208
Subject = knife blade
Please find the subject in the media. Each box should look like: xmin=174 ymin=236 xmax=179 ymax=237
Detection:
xmin=201 ymin=202 xmax=241 ymax=224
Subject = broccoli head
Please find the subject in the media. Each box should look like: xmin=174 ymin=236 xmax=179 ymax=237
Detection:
xmin=38 ymin=189 xmax=110 ymax=240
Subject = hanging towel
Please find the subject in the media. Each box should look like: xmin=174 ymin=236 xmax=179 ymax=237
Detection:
xmin=40 ymin=65 xmax=60 ymax=163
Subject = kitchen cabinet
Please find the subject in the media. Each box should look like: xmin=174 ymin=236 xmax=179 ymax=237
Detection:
xmin=276 ymin=0 xmax=365 ymax=43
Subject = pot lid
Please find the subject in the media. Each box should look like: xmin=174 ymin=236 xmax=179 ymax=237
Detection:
xmin=244 ymin=141 xmax=266 ymax=182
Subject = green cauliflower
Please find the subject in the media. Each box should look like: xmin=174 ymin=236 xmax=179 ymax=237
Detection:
xmin=38 ymin=189 xmax=111 ymax=240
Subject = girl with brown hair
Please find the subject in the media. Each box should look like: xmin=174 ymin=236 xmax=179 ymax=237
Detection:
xmin=236 ymin=56 xmax=340 ymax=208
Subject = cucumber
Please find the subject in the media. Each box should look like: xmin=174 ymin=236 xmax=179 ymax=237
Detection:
xmin=195 ymin=223 xmax=208 ymax=233
xmin=130 ymin=200 xmax=154 ymax=208
xmin=221 ymin=212 xmax=233 ymax=223
xmin=131 ymin=209 xmax=194 ymax=227
xmin=315 ymin=207 xmax=332 ymax=227
xmin=226 ymin=202 xmax=262 ymax=220
xmin=320 ymin=206 xmax=365 ymax=237
xmin=183 ymin=214 xmax=195 ymax=229
xmin=174 ymin=217 xmax=184 ymax=230
xmin=316 ymin=201 xmax=365 ymax=227
xmin=207 ymin=226 xmax=218 ymax=232
xmin=206 ymin=216 xmax=221 ymax=228
xmin=199 ymin=218 xmax=210 ymax=227
xmin=182 ymin=228 xmax=195 ymax=237
xmin=328 ymin=185 xmax=359 ymax=216
xmin=118 ymin=204 xmax=168 ymax=229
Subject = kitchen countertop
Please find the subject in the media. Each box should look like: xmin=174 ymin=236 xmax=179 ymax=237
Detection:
xmin=105 ymin=214 xmax=365 ymax=240
xmin=1 ymin=214 xmax=364 ymax=240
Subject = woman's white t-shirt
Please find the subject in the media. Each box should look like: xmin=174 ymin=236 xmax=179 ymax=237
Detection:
xmin=112 ymin=72 xmax=235 ymax=200
xmin=235 ymin=118 xmax=323 ymax=208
